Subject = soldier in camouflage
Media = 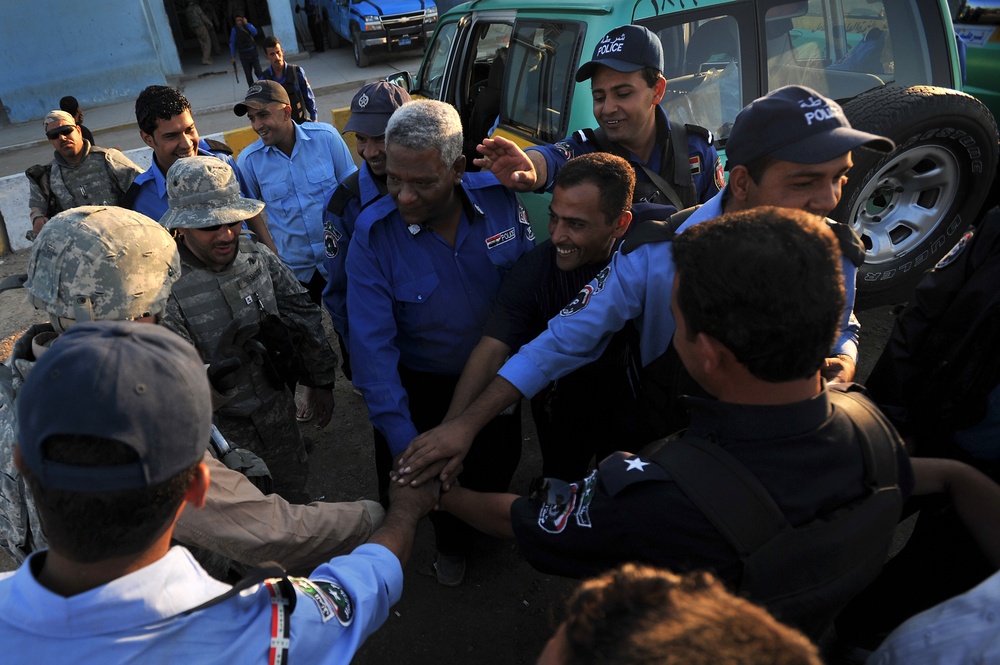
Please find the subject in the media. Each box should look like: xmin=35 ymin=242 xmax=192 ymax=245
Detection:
xmin=0 ymin=205 xmax=382 ymax=568
xmin=160 ymin=156 xmax=339 ymax=504
xmin=25 ymin=110 xmax=142 ymax=239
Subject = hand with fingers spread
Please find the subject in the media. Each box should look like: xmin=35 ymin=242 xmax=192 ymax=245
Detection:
xmin=474 ymin=136 xmax=543 ymax=192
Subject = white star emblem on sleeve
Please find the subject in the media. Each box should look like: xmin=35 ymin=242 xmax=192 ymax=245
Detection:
xmin=624 ymin=457 xmax=649 ymax=472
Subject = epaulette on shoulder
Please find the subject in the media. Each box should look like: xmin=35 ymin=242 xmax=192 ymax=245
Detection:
xmin=203 ymin=138 xmax=233 ymax=156
xmin=826 ymin=220 xmax=867 ymax=268
xmin=684 ymin=123 xmax=714 ymax=145
xmin=622 ymin=206 xmax=700 ymax=255
xmin=597 ymin=451 xmax=671 ymax=497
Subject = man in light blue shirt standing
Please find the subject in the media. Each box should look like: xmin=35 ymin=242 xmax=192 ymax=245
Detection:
xmin=236 ymin=80 xmax=356 ymax=304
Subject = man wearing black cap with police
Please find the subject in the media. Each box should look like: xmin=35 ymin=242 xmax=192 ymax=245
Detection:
xmin=397 ymin=85 xmax=894 ymax=489
xmin=322 ymin=81 xmax=410 ymax=380
xmin=476 ymin=24 xmax=722 ymax=212
xmin=0 ymin=321 xmax=438 ymax=663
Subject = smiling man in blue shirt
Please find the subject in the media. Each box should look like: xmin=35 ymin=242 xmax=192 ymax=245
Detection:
xmin=236 ymin=80 xmax=356 ymax=304
xmin=347 ymin=100 xmax=534 ymax=586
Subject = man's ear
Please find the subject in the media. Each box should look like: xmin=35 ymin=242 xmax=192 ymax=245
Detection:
xmin=611 ymin=209 xmax=632 ymax=239
xmin=453 ymin=154 xmax=467 ymax=181
xmin=184 ymin=462 xmax=211 ymax=510
xmin=139 ymin=130 xmax=156 ymax=151
xmin=282 ymin=105 xmax=293 ymax=122
xmin=694 ymin=331 xmax=725 ymax=375
xmin=727 ymin=165 xmax=753 ymax=204
xmin=652 ymin=75 xmax=667 ymax=104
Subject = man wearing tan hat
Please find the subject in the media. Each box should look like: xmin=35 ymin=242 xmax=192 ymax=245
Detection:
xmin=160 ymin=156 xmax=340 ymax=505
xmin=25 ymin=110 xmax=141 ymax=239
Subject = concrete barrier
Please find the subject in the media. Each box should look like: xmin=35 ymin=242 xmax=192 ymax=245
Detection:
xmin=1 ymin=107 xmax=359 ymax=254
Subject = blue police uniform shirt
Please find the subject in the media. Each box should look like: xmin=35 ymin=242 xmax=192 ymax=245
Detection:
xmin=322 ymin=162 xmax=387 ymax=356
xmin=238 ymin=122 xmax=357 ymax=282
xmin=0 ymin=543 xmax=401 ymax=663
xmin=347 ymin=171 xmax=535 ymax=455
xmin=132 ymin=140 xmax=249 ymax=223
xmin=528 ymin=106 xmax=723 ymax=205
xmin=498 ymin=186 xmax=861 ymax=399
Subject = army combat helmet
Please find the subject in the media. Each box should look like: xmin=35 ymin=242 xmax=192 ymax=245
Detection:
xmin=26 ymin=206 xmax=181 ymax=330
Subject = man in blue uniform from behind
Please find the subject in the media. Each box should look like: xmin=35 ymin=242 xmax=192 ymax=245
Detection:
xmin=322 ymin=81 xmax=411 ymax=381
xmin=397 ymin=85 xmax=894 ymax=486
xmin=476 ymin=24 xmax=722 ymax=212
xmin=347 ymin=100 xmax=534 ymax=586
xmin=0 ymin=321 xmax=438 ymax=663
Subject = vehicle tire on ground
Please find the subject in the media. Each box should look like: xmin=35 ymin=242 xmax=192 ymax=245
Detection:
xmin=352 ymin=27 xmax=370 ymax=67
xmin=834 ymin=85 xmax=999 ymax=308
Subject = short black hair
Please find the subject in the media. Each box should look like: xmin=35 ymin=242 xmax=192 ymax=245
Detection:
xmin=59 ymin=95 xmax=80 ymax=114
xmin=554 ymin=153 xmax=635 ymax=222
xmin=639 ymin=66 xmax=662 ymax=88
xmin=671 ymin=207 xmax=845 ymax=382
xmin=135 ymin=85 xmax=193 ymax=136
xmin=21 ymin=434 xmax=198 ymax=563
xmin=263 ymin=35 xmax=281 ymax=51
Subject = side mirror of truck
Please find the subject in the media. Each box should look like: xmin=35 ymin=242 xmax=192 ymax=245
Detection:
xmin=386 ymin=71 xmax=413 ymax=92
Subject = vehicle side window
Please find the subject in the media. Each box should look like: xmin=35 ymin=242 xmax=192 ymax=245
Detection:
xmin=765 ymin=0 xmax=910 ymax=99
xmin=504 ymin=21 xmax=584 ymax=143
xmin=655 ymin=16 xmax=744 ymax=143
xmin=418 ymin=20 xmax=458 ymax=100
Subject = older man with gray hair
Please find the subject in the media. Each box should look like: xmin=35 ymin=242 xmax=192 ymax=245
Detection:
xmin=346 ymin=100 xmax=535 ymax=585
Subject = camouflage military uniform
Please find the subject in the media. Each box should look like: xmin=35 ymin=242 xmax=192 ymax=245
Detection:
xmin=26 ymin=143 xmax=142 ymax=223
xmin=162 ymin=236 xmax=338 ymax=503
xmin=0 ymin=325 xmax=55 ymax=561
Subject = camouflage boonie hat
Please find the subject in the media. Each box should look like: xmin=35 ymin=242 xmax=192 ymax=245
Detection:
xmin=26 ymin=206 xmax=180 ymax=327
xmin=160 ymin=155 xmax=265 ymax=229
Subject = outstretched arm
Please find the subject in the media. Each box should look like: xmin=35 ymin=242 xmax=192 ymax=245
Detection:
xmin=444 ymin=336 xmax=511 ymax=420
xmin=474 ymin=135 xmax=546 ymax=192
xmin=438 ymin=486 xmax=517 ymax=540
xmin=397 ymin=375 xmax=522 ymax=485
xmin=910 ymin=457 xmax=1000 ymax=568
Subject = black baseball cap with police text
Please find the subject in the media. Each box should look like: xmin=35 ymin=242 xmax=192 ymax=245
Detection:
xmin=575 ymin=25 xmax=664 ymax=83
xmin=234 ymin=80 xmax=291 ymax=116
xmin=724 ymin=85 xmax=894 ymax=169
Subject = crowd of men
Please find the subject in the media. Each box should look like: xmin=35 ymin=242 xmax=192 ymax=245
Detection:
xmin=2 ymin=18 xmax=999 ymax=665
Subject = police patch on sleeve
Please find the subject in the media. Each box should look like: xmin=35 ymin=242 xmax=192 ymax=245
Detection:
xmin=517 ymin=201 xmax=534 ymax=241
xmin=534 ymin=470 xmax=598 ymax=534
xmin=553 ymin=142 xmax=574 ymax=161
xmin=292 ymin=577 xmax=355 ymax=626
xmin=560 ymin=266 xmax=611 ymax=316
xmin=324 ymin=224 xmax=342 ymax=259
xmin=714 ymin=156 xmax=725 ymax=191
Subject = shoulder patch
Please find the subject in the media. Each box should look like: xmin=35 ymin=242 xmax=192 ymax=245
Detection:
xmin=532 ymin=470 xmax=598 ymax=534
xmin=324 ymin=222 xmax=342 ymax=258
xmin=560 ymin=266 xmax=611 ymax=316
xmin=935 ymin=229 xmax=974 ymax=269
xmin=554 ymin=141 xmax=576 ymax=161
xmin=517 ymin=201 xmax=534 ymax=242
xmin=598 ymin=451 xmax=671 ymax=497
xmin=291 ymin=577 xmax=354 ymax=626
xmin=714 ymin=156 xmax=725 ymax=191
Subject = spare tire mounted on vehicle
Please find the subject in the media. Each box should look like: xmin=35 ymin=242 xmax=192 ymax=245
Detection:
xmin=834 ymin=85 xmax=999 ymax=308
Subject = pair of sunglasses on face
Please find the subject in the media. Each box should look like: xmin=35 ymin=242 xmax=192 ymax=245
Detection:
xmin=46 ymin=126 xmax=76 ymax=140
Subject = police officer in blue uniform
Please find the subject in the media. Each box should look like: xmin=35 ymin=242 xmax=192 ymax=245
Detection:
xmin=347 ymin=100 xmax=534 ymax=586
xmin=397 ymin=85 xmax=894 ymax=485
xmin=476 ymin=24 xmax=723 ymax=214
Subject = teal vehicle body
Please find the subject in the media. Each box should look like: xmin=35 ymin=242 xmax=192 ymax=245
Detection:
xmin=403 ymin=0 xmax=998 ymax=305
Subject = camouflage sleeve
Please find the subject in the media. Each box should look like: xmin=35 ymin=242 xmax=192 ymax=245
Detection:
xmin=261 ymin=245 xmax=339 ymax=386
xmin=159 ymin=293 xmax=198 ymax=349
xmin=105 ymin=148 xmax=143 ymax=192
xmin=26 ymin=176 xmax=47 ymax=221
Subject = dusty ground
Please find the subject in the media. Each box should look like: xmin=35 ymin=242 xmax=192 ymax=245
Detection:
xmin=0 ymin=246 xmax=898 ymax=663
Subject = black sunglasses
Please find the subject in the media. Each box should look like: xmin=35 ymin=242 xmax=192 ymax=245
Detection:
xmin=46 ymin=126 xmax=76 ymax=140
xmin=201 ymin=221 xmax=244 ymax=232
